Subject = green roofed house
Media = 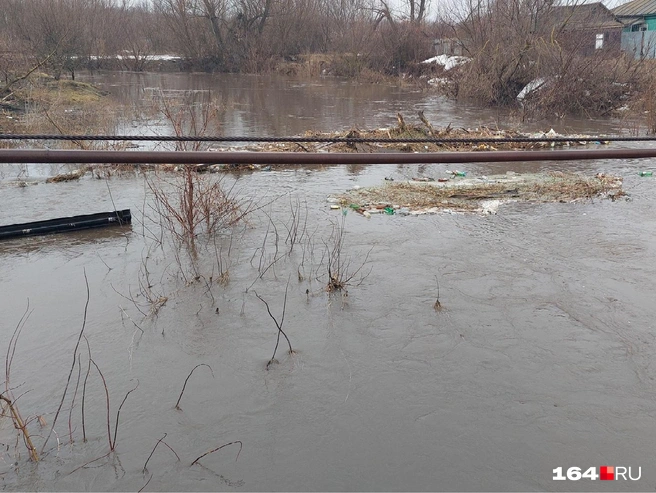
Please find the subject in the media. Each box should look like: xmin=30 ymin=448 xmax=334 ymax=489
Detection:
xmin=612 ymin=0 xmax=656 ymax=57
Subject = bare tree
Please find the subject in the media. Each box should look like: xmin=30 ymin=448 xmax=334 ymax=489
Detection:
xmin=436 ymin=0 xmax=649 ymax=116
xmin=155 ymin=0 xmax=229 ymax=65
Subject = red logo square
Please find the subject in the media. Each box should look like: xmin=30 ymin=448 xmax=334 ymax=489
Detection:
xmin=600 ymin=466 xmax=614 ymax=481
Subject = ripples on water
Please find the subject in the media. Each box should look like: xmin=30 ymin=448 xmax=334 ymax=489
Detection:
xmin=0 ymin=74 xmax=655 ymax=491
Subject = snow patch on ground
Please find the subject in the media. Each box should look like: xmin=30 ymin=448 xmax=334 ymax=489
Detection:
xmin=421 ymin=55 xmax=470 ymax=71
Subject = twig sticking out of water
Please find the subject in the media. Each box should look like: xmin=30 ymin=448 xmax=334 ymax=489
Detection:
xmin=112 ymin=380 xmax=139 ymax=450
xmin=434 ymin=275 xmax=442 ymax=311
xmin=254 ymin=282 xmax=294 ymax=369
xmin=67 ymin=451 xmax=111 ymax=475
xmin=0 ymin=395 xmax=38 ymax=461
xmin=2 ymin=300 xmax=38 ymax=461
xmin=82 ymin=336 xmax=92 ymax=442
xmin=139 ymin=473 xmax=154 ymax=493
xmin=68 ymin=353 xmax=83 ymax=443
xmin=90 ymin=358 xmax=112 ymax=450
xmin=191 ymin=441 xmax=243 ymax=467
xmin=143 ymin=433 xmax=181 ymax=474
xmin=175 ymin=364 xmax=214 ymax=411
xmin=42 ymin=269 xmax=90 ymax=455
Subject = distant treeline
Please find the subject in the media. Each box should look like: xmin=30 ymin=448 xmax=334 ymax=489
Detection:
xmin=2 ymin=0 xmax=656 ymax=120
xmin=0 ymin=0 xmax=439 ymax=77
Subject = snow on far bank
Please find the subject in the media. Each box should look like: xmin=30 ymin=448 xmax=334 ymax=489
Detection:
xmin=85 ymin=54 xmax=182 ymax=61
xmin=427 ymin=77 xmax=448 ymax=86
xmin=421 ymin=54 xmax=470 ymax=71
xmin=516 ymin=77 xmax=550 ymax=102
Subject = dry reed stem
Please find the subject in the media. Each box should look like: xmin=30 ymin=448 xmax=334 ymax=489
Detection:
xmin=81 ymin=336 xmax=92 ymax=442
xmin=175 ymin=364 xmax=214 ymax=410
xmin=139 ymin=473 xmax=154 ymax=492
xmin=6 ymin=300 xmax=30 ymax=394
xmin=90 ymin=358 xmax=112 ymax=451
xmin=68 ymin=353 xmax=82 ymax=443
xmin=67 ymin=451 xmax=111 ymax=475
xmin=190 ymin=440 xmax=243 ymax=466
xmin=41 ymin=269 xmax=90 ymax=455
xmin=0 ymin=395 xmax=38 ymax=461
xmin=143 ymin=433 xmax=181 ymax=474
xmin=434 ymin=276 xmax=442 ymax=311
xmin=2 ymin=301 xmax=38 ymax=461
xmin=111 ymin=380 xmax=139 ymax=450
xmin=254 ymin=282 xmax=293 ymax=368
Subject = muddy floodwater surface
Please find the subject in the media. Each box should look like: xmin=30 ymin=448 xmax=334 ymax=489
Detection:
xmin=1 ymin=73 xmax=656 ymax=492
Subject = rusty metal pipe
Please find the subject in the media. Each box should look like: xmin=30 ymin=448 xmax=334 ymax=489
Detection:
xmin=1 ymin=148 xmax=656 ymax=165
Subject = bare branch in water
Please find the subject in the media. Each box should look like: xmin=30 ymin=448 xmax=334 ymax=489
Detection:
xmin=42 ymin=269 xmax=90 ymax=455
xmin=111 ymin=379 xmax=140 ymax=450
xmin=254 ymin=280 xmax=293 ymax=369
xmin=191 ymin=441 xmax=243 ymax=466
xmin=143 ymin=432 xmax=181 ymax=474
xmin=175 ymin=364 xmax=214 ymax=410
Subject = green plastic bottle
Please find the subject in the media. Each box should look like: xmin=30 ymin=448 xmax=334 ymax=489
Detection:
xmin=639 ymin=171 xmax=653 ymax=177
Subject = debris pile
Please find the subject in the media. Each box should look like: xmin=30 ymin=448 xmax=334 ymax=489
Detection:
xmin=45 ymin=168 xmax=88 ymax=183
xmin=330 ymin=172 xmax=624 ymax=216
xmin=206 ymin=113 xmax=611 ymax=166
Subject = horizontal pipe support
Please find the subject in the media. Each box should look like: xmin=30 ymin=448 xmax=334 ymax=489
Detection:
xmin=1 ymin=148 xmax=655 ymax=165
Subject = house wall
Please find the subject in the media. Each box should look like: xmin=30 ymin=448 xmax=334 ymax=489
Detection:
xmin=647 ymin=15 xmax=656 ymax=30
xmin=621 ymin=30 xmax=656 ymax=57
xmin=561 ymin=28 xmax=622 ymax=56
xmin=622 ymin=16 xmax=656 ymax=32
xmin=433 ymin=38 xmax=464 ymax=56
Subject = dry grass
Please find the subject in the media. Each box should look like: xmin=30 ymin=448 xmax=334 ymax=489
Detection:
xmin=8 ymin=75 xmax=107 ymax=106
xmin=2 ymin=73 xmax=124 ymax=151
xmin=337 ymin=172 xmax=624 ymax=213
xmin=45 ymin=168 xmax=88 ymax=183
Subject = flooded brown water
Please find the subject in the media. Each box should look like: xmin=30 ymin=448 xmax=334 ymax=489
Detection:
xmin=1 ymin=73 xmax=656 ymax=491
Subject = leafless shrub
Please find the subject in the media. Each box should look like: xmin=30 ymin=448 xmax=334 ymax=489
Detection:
xmin=617 ymin=61 xmax=656 ymax=134
xmin=439 ymin=0 xmax=651 ymax=118
xmin=246 ymin=204 xmax=300 ymax=292
xmin=283 ymin=196 xmax=309 ymax=254
xmin=154 ymin=90 xmax=223 ymax=152
xmin=137 ymin=247 xmax=169 ymax=316
xmin=212 ymin=234 xmax=233 ymax=287
xmin=323 ymin=215 xmax=373 ymax=294
xmin=520 ymin=50 xmax=649 ymax=119
xmin=147 ymin=168 xmax=250 ymax=254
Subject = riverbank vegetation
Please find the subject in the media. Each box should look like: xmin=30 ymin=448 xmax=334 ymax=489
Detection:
xmin=1 ymin=0 xmax=656 ymax=121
